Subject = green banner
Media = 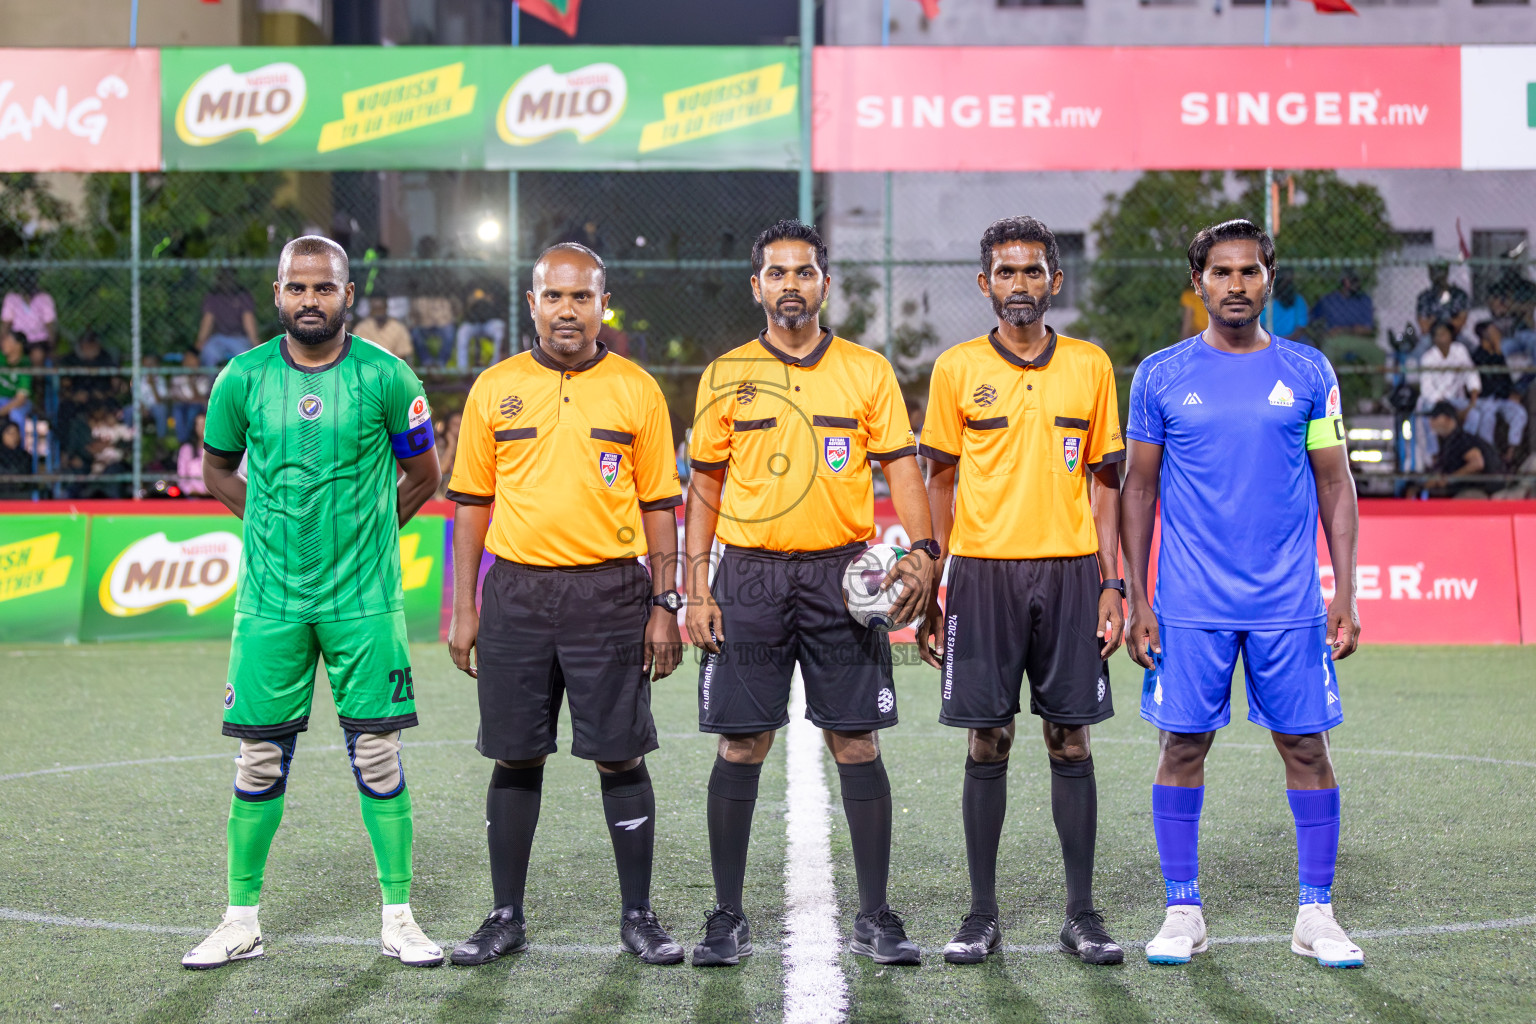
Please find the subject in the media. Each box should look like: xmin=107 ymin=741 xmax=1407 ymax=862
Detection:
xmin=0 ymin=514 xmax=89 ymax=644
xmin=81 ymin=515 xmax=244 ymax=642
xmin=160 ymin=46 xmax=800 ymax=171
xmin=398 ymin=515 xmax=444 ymax=643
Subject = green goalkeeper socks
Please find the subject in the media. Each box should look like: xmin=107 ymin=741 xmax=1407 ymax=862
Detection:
xmin=358 ymin=786 xmax=414 ymax=905
xmin=227 ymin=794 xmax=285 ymax=906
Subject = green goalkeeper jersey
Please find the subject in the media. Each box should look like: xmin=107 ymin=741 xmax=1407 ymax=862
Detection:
xmin=204 ymin=334 xmax=433 ymax=623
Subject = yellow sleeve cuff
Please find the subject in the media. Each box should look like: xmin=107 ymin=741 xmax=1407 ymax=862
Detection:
xmin=1306 ymin=415 xmax=1345 ymax=450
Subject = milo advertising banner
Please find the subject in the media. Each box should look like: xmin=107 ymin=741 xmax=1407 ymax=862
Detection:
xmin=0 ymin=514 xmax=90 ymax=643
xmin=77 ymin=514 xmax=443 ymax=643
xmin=159 ymin=46 xmax=800 ymax=171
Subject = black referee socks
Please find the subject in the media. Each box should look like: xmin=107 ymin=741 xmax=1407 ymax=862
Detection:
xmin=487 ymin=762 xmax=544 ymax=918
xmin=963 ymin=756 xmax=1010 ymax=918
xmin=707 ymin=756 xmax=763 ymax=913
xmin=1049 ymin=755 xmax=1098 ymax=918
xmin=600 ymin=762 xmax=656 ymax=913
xmin=837 ymin=756 xmax=893 ymax=915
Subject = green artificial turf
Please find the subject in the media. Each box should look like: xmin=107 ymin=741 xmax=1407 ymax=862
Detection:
xmin=0 ymin=643 xmax=1532 ymax=1023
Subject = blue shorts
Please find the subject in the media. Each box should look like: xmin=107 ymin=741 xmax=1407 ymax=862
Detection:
xmin=1139 ymin=621 xmax=1343 ymax=735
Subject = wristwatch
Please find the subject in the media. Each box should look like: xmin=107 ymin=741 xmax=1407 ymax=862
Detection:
xmin=651 ymin=590 xmax=683 ymax=613
xmin=907 ymin=538 xmax=942 ymax=560
xmin=1100 ymin=578 xmax=1126 ymax=594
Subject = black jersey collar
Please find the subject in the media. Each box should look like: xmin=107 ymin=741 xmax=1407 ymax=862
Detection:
xmin=280 ymin=333 xmax=352 ymax=374
xmin=532 ymin=339 xmax=609 ymax=373
xmin=988 ymin=327 xmax=1057 ymax=370
xmin=757 ymin=327 xmax=833 ymax=368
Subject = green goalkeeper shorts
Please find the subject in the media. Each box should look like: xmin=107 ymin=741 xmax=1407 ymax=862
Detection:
xmin=221 ymin=610 xmax=418 ymax=739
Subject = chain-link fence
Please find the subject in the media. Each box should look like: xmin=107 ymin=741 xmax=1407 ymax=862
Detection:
xmin=3 ymin=168 xmax=1534 ymax=500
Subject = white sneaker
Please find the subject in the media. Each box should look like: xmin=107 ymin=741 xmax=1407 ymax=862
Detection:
xmin=381 ymin=907 xmax=444 ymax=967
xmin=182 ymin=914 xmax=263 ymax=970
xmin=1292 ymin=902 xmax=1364 ymax=968
xmin=1145 ymin=905 xmax=1208 ymax=965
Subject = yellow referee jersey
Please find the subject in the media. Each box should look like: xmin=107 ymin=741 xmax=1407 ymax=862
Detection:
xmin=447 ymin=342 xmax=682 ymax=567
xmin=690 ymin=330 xmax=916 ymax=552
xmin=920 ymin=329 xmax=1124 ymax=560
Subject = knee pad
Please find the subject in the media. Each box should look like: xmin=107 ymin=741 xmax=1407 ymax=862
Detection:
xmin=234 ymin=734 xmax=297 ymax=802
xmin=346 ymin=730 xmax=404 ymax=799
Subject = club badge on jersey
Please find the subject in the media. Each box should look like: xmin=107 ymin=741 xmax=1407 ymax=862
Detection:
xmin=1063 ymin=435 xmax=1081 ymax=473
xmin=824 ymin=436 xmax=850 ymax=473
xmin=599 ymin=451 xmax=621 ymax=487
xmin=298 ymin=394 xmax=323 ymax=420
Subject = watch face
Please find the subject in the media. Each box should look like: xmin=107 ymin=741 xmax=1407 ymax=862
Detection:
xmin=656 ymin=592 xmax=681 ymax=612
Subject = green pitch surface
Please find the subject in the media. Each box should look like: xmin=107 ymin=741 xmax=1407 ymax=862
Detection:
xmin=1 ymin=644 xmax=1533 ymax=1023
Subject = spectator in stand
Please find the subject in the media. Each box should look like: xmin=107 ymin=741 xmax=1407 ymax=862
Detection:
xmin=1269 ymin=268 xmax=1309 ymax=342
xmin=1179 ymin=285 xmax=1209 ymax=339
xmin=407 ymin=236 xmax=458 ymax=367
xmin=1413 ymin=319 xmax=1481 ymax=464
xmin=354 ymin=290 xmax=415 ymax=362
xmin=434 ymin=410 xmax=461 ymax=497
xmin=195 ymin=268 xmax=260 ymax=367
xmin=60 ymin=331 xmax=121 ymax=405
xmin=137 ymin=353 xmax=172 ymax=438
xmin=25 ymin=338 xmax=56 ymax=426
xmin=1 ymin=271 xmax=57 ymax=348
xmin=455 ymin=288 xmax=506 ymax=368
xmin=86 ymin=402 xmax=133 ymax=497
xmin=1425 ymin=401 xmax=1503 ymax=498
xmin=178 ymin=411 xmax=209 ymax=497
xmin=168 ymin=351 xmax=210 ymax=445
xmin=1 ymin=332 xmax=32 ymax=429
xmin=0 ymin=420 xmax=33 ymax=497
xmin=1415 ymin=262 xmax=1470 ymax=337
xmin=1466 ymin=320 xmax=1528 ymax=465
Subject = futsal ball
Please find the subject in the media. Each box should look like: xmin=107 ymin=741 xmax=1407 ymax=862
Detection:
xmin=842 ymin=543 xmax=921 ymax=633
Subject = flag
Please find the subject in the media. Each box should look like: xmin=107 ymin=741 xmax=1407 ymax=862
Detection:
xmin=1300 ymin=0 xmax=1358 ymax=13
xmin=915 ymin=0 xmax=941 ymax=19
xmin=1456 ymin=218 xmax=1470 ymax=261
xmin=518 ymin=0 xmax=582 ymax=37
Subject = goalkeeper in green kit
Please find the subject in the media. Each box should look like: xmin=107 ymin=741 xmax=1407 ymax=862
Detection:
xmin=182 ymin=236 xmax=444 ymax=969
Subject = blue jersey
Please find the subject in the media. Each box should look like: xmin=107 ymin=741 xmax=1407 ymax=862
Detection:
xmin=1126 ymin=335 xmax=1342 ymax=630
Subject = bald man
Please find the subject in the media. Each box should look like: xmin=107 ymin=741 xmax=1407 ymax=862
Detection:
xmin=183 ymin=236 xmax=445 ymax=969
xmin=445 ymin=243 xmax=688 ymax=966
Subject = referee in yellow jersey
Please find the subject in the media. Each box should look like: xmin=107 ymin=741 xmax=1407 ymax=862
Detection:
xmin=684 ymin=220 xmax=941 ymax=967
xmin=921 ymin=217 xmax=1127 ymax=966
xmin=445 ymin=243 xmax=687 ymax=966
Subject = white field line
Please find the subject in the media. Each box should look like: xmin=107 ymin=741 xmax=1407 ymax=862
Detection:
xmin=1075 ymin=736 xmax=1536 ymax=770
xmin=1001 ymin=913 xmax=1536 ymax=955
xmin=0 ymin=739 xmax=477 ymax=783
xmin=782 ymin=666 xmax=848 ymax=1024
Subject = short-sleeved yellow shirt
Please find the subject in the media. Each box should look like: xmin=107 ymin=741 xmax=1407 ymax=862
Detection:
xmin=690 ymin=330 xmax=916 ymax=552
xmin=920 ymin=330 xmax=1124 ymax=560
xmin=447 ymin=342 xmax=682 ymax=567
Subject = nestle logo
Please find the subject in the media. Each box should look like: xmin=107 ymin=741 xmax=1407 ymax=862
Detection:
xmin=500 ymin=395 xmax=523 ymax=418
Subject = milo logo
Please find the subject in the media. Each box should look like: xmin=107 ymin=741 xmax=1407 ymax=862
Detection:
xmin=99 ymin=531 xmax=241 ymax=617
xmin=175 ymin=62 xmax=307 ymax=146
xmin=497 ymin=63 xmax=627 ymax=145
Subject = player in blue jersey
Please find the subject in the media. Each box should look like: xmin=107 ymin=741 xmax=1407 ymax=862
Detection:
xmin=1121 ymin=220 xmax=1363 ymax=969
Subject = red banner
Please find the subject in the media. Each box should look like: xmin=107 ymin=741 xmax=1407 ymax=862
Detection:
xmin=1514 ymin=516 xmax=1536 ymax=646
xmin=0 ymin=49 xmax=161 ymax=172
xmin=813 ymin=46 xmax=1461 ymax=172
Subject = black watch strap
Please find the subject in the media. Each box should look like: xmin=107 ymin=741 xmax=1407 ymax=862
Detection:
xmin=1100 ymin=578 xmax=1126 ymax=594
xmin=908 ymin=538 xmax=942 ymax=559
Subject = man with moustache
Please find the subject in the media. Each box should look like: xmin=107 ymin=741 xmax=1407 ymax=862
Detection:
xmin=445 ymin=242 xmax=687 ymax=965
xmin=920 ymin=216 xmax=1128 ymax=965
xmin=185 ymin=235 xmax=444 ymax=969
xmin=686 ymin=219 xmax=941 ymax=967
xmin=1122 ymin=219 xmax=1363 ymax=968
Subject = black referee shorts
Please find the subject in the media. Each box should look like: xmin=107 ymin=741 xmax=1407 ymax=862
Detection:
xmin=939 ymin=553 xmax=1113 ymax=729
xmin=699 ymin=542 xmax=898 ymax=735
xmin=475 ymin=556 xmax=659 ymax=762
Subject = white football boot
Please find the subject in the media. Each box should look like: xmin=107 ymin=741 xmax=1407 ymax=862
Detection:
xmin=1292 ymin=903 xmax=1364 ymax=968
xmin=1145 ymin=905 xmax=1209 ymax=965
xmin=182 ymin=913 xmax=263 ymax=970
xmin=381 ymin=906 xmax=444 ymax=967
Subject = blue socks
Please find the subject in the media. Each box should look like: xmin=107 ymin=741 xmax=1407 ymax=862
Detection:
xmin=1152 ymin=784 xmax=1204 ymax=906
xmin=1287 ymin=788 xmax=1341 ymax=905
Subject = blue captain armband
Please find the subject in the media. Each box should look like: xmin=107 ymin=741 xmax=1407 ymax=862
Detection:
xmin=390 ymin=421 xmax=435 ymax=459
